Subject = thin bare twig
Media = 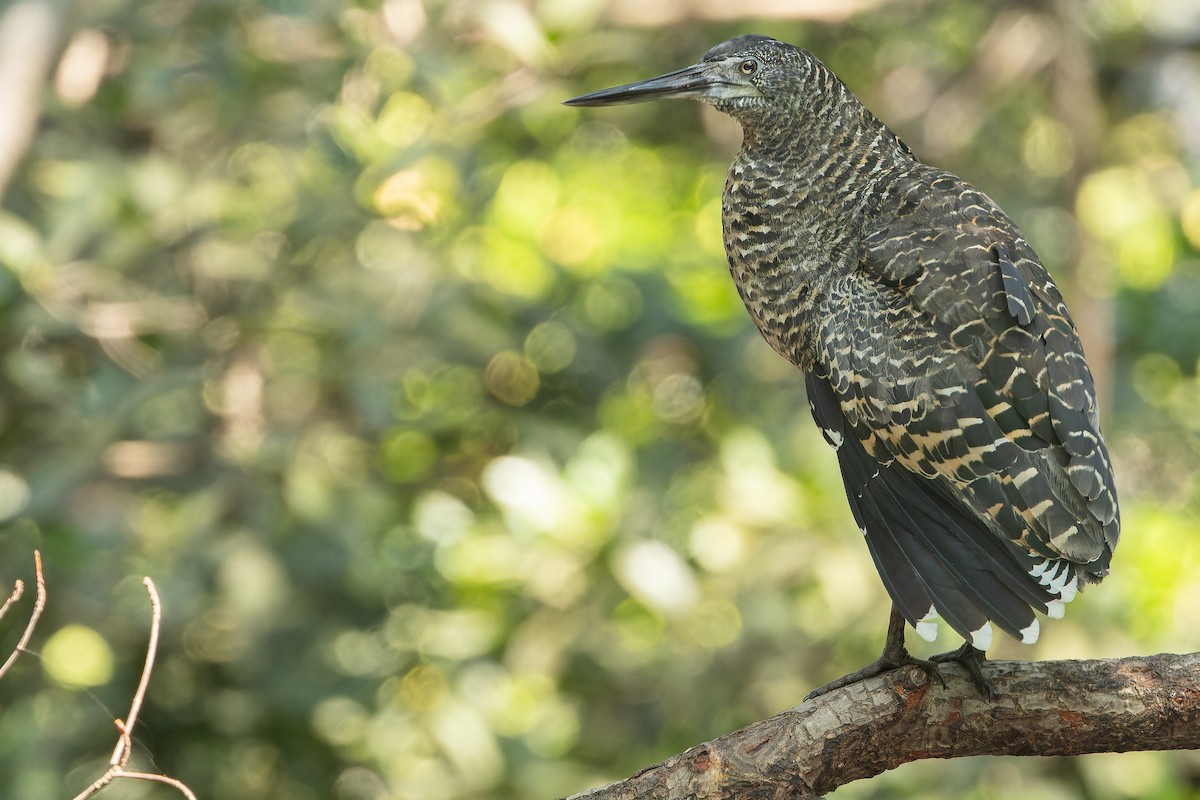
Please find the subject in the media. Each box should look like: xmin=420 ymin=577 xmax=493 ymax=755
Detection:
xmin=71 ymin=576 xmax=197 ymax=800
xmin=104 ymin=770 xmax=199 ymax=797
xmin=109 ymin=576 xmax=160 ymax=767
xmin=0 ymin=579 xmax=24 ymax=621
xmin=0 ymin=550 xmax=46 ymax=681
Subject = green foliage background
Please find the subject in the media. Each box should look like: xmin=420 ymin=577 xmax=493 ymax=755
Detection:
xmin=1 ymin=0 xmax=1199 ymax=797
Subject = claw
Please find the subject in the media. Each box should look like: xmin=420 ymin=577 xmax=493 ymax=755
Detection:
xmin=930 ymin=641 xmax=993 ymax=700
xmin=805 ymin=649 xmax=944 ymax=700
xmin=805 ymin=606 xmax=946 ymax=700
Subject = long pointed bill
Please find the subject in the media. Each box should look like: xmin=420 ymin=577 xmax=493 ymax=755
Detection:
xmin=563 ymin=63 xmax=727 ymax=107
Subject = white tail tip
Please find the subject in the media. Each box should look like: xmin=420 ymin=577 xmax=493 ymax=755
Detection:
xmin=969 ymin=621 xmax=993 ymax=650
xmin=914 ymin=605 xmax=939 ymax=642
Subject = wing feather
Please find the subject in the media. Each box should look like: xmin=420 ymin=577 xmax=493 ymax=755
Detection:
xmin=851 ymin=166 xmax=1118 ymax=567
xmin=808 ymin=165 xmax=1119 ymax=646
xmin=808 ymin=372 xmax=1048 ymax=645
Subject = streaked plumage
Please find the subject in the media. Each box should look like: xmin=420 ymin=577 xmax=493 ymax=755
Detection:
xmin=566 ymin=35 xmax=1119 ymax=681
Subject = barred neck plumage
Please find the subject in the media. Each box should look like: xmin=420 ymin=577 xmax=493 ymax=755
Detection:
xmin=721 ymin=56 xmax=915 ymax=370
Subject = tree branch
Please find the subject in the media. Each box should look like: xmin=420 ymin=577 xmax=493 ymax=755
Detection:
xmin=566 ymin=652 xmax=1200 ymax=800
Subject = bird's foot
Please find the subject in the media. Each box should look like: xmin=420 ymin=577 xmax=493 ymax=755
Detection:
xmin=804 ymin=647 xmax=945 ymax=701
xmin=805 ymin=606 xmax=946 ymax=701
xmin=930 ymin=642 xmax=993 ymax=700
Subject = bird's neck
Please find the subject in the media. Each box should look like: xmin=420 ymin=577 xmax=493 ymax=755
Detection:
xmin=723 ymin=78 xmax=913 ymax=369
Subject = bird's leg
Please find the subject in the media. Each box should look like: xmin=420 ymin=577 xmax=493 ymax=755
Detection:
xmin=804 ymin=606 xmax=945 ymax=700
xmin=930 ymin=642 xmax=993 ymax=700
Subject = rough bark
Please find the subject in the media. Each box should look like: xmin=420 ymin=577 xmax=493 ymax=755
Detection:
xmin=566 ymin=652 xmax=1200 ymax=800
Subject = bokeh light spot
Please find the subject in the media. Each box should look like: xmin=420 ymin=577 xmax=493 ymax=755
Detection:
xmin=484 ymin=351 xmax=540 ymax=406
xmin=524 ymin=697 xmax=580 ymax=758
xmin=331 ymin=631 xmax=389 ymax=677
xmin=312 ymin=696 xmax=369 ymax=748
xmin=652 ymin=373 xmax=705 ymax=424
xmin=688 ymin=517 xmax=747 ymax=573
xmin=1180 ymin=189 xmax=1200 ymax=250
xmin=580 ymin=277 xmax=642 ymax=330
xmin=694 ymin=197 xmax=725 ymax=257
xmin=377 ymin=92 xmax=432 ymax=149
xmin=491 ymin=160 xmax=560 ymax=237
xmin=418 ymin=609 xmax=501 ymax=660
xmin=399 ymin=663 xmax=448 ymax=712
xmin=0 ymin=468 xmax=31 ymax=521
xmin=455 ymin=228 xmax=552 ymax=299
xmin=482 ymin=456 xmax=569 ymax=531
xmin=1022 ymin=116 xmax=1074 ymax=178
xmin=42 ymin=625 xmax=114 ymax=688
xmin=611 ymin=598 xmax=664 ymax=652
xmin=539 ymin=207 xmax=600 ymax=270
xmin=1115 ymin=217 xmax=1176 ymax=290
xmin=379 ymin=429 xmax=437 ymax=483
xmin=563 ymin=431 xmax=633 ymax=509
xmin=373 ymin=158 xmax=457 ymax=229
xmin=1077 ymin=167 xmax=1148 ymax=237
xmin=685 ymin=597 xmax=743 ymax=649
xmin=613 ymin=540 xmax=698 ymax=615
xmin=413 ymin=491 xmax=475 ymax=545
xmin=523 ymin=321 xmax=576 ymax=374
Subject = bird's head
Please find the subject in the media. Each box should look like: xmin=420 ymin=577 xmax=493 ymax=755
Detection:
xmin=563 ymin=35 xmax=809 ymax=121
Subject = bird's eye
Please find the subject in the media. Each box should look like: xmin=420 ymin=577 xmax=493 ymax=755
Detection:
xmin=739 ymin=59 xmax=758 ymax=75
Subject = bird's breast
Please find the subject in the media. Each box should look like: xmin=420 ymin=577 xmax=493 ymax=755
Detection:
xmin=722 ymin=161 xmax=858 ymax=370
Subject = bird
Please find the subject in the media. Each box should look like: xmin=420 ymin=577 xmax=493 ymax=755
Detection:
xmin=564 ymin=34 xmax=1120 ymax=697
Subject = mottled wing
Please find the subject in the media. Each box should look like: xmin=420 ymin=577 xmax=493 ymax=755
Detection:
xmin=807 ymin=370 xmax=1049 ymax=647
xmin=811 ymin=166 xmax=1119 ymax=645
